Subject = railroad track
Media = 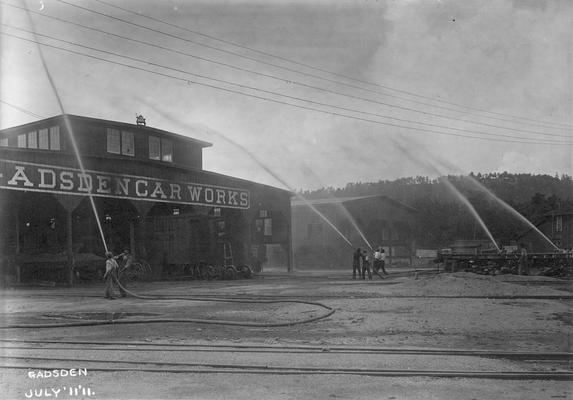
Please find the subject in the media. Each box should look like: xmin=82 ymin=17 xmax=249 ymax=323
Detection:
xmin=1 ymin=339 xmax=571 ymax=380
xmin=1 ymin=339 xmax=572 ymax=360
xmin=5 ymin=291 xmax=573 ymax=300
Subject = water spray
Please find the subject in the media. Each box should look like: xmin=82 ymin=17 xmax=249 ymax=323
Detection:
xmin=390 ymin=138 xmax=501 ymax=253
xmin=430 ymin=156 xmax=561 ymax=251
xmin=296 ymin=162 xmax=373 ymax=250
xmin=141 ymin=102 xmax=354 ymax=247
xmin=439 ymin=177 xmax=501 ymax=253
xmin=23 ymin=3 xmax=109 ymax=254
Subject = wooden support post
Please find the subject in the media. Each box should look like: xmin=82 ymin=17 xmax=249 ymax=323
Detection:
xmin=15 ymin=211 xmax=21 ymax=283
xmin=129 ymin=220 xmax=136 ymax=259
xmin=53 ymin=195 xmax=83 ymax=287
xmin=15 ymin=211 xmax=20 ymax=255
xmin=66 ymin=210 xmax=73 ymax=286
xmin=131 ymin=200 xmax=154 ymax=262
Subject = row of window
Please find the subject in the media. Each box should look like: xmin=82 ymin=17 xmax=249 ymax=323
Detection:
xmin=1 ymin=126 xmax=174 ymax=164
xmin=106 ymin=128 xmax=173 ymax=162
xmin=1 ymin=126 xmax=62 ymax=150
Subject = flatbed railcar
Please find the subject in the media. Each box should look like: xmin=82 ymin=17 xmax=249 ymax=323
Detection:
xmin=435 ymin=251 xmax=573 ymax=277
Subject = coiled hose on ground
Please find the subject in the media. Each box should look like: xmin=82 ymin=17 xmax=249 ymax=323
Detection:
xmin=1 ymin=275 xmax=335 ymax=329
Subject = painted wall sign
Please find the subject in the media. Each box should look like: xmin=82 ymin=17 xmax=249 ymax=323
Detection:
xmin=0 ymin=160 xmax=250 ymax=209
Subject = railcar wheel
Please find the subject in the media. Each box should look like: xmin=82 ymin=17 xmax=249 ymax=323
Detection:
xmin=204 ymin=265 xmax=218 ymax=280
xmin=224 ymin=266 xmax=238 ymax=280
xmin=237 ymin=265 xmax=253 ymax=279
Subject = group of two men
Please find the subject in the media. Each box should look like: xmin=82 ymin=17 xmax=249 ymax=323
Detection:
xmin=353 ymin=247 xmax=389 ymax=280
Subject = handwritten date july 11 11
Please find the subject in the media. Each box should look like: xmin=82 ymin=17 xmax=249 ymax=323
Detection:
xmin=24 ymin=385 xmax=95 ymax=398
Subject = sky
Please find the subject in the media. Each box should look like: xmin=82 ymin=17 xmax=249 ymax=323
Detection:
xmin=1 ymin=0 xmax=571 ymax=191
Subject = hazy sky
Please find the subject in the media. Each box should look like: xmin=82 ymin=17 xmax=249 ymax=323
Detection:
xmin=1 ymin=0 xmax=571 ymax=191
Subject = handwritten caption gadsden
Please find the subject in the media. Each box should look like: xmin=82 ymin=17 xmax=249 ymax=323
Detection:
xmin=25 ymin=369 xmax=95 ymax=398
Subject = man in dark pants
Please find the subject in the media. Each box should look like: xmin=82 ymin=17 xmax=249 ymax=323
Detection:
xmin=361 ymin=250 xmax=372 ymax=280
xmin=373 ymin=247 xmax=388 ymax=279
xmin=352 ymin=248 xmax=362 ymax=279
xmin=518 ymin=243 xmax=529 ymax=275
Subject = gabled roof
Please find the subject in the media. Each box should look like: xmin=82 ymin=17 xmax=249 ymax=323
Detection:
xmin=544 ymin=209 xmax=573 ymax=217
xmin=0 ymin=114 xmax=213 ymax=148
xmin=291 ymin=194 xmax=418 ymax=213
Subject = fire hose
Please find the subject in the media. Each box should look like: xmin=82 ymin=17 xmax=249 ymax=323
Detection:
xmin=0 ymin=273 xmax=335 ymax=329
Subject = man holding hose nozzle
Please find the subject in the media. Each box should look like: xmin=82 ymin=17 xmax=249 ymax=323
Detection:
xmin=117 ymin=249 xmax=133 ymax=298
xmin=104 ymin=251 xmax=120 ymax=300
xmin=103 ymin=250 xmax=129 ymax=299
xmin=373 ymin=247 xmax=388 ymax=279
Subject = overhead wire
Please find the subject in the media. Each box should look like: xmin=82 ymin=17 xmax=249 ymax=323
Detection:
xmin=1 ymin=29 xmax=571 ymax=147
xmin=83 ymin=0 xmax=573 ymax=131
xmin=1 ymin=2 xmax=570 ymax=140
xmin=5 ymin=22 xmax=569 ymax=143
xmin=0 ymin=100 xmax=46 ymax=119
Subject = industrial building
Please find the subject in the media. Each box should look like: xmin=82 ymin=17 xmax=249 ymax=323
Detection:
xmin=291 ymin=195 xmax=418 ymax=269
xmin=518 ymin=209 xmax=573 ymax=252
xmin=0 ymin=114 xmax=292 ymax=284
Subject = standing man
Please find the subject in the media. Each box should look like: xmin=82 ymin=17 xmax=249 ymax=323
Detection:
xmin=379 ymin=248 xmax=388 ymax=276
xmin=352 ymin=248 xmax=362 ymax=279
xmin=104 ymin=251 xmax=119 ymax=300
xmin=518 ymin=243 xmax=529 ymax=275
xmin=361 ymin=249 xmax=372 ymax=280
xmin=373 ymin=247 xmax=388 ymax=279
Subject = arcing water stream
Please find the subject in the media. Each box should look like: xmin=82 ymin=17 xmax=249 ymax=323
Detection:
xmin=390 ymin=138 xmax=501 ymax=252
xmin=440 ymin=177 xmax=501 ymax=252
xmin=465 ymin=176 xmax=560 ymax=251
xmin=296 ymin=161 xmax=373 ymax=250
xmin=431 ymin=157 xmax=561 ymax=251
xmin=143 ymin=103 xmax=355 ymax=248
xmin=24 ymin=7 xmax=109 ymax=253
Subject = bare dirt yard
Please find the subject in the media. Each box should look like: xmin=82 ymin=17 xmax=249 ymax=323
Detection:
xmin=1 ymin=267 xmax=572 ymax=400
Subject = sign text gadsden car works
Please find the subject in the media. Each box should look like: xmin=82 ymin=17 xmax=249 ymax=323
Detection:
xmin=0 ymin=160 xmax=250 ymax=209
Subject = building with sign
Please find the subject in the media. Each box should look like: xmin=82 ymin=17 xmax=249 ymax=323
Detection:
xmin=0 ymin=114 xmax=292 ymax=284
xmin=291 ymin=195 xmax=417 ymax=269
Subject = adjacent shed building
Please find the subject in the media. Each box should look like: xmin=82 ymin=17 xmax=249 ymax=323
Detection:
xmin=291 ymin=195 xmax=418 ymax=269
xmin=518 ymin=209 xmax=573 ymax=252
xmin=0 ymin=114 xmax=292 ymax=284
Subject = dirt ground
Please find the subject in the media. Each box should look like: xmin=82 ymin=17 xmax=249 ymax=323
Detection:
xmin=1 ymin=266 xmax=572 ymax=399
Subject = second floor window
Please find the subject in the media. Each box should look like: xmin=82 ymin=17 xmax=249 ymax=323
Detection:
xmin=149 ymin=136 xmax=160 ymax=160
xmin=38 ymin=129 xmax=49 ymax=149
xmin=16 ymin=126 xmax=61 ymax=150
xmin=107 ymin=128 xmax=134 ymax=156
xmin=49 ymin=126 xmax=61 ymax=150
xmin=149 ymin=136 xmax=173 ymax=162
xmin=27 ymin=131 xmax=38 ymax=148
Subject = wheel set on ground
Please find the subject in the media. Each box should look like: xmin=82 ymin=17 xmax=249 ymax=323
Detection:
xmin=181 ymin=263 xmax=254 ymax=280
xmin=123 ymin=261 xmax=153 ymax=282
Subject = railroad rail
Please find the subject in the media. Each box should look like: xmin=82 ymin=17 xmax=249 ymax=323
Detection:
xmin=1 ymin=340 xmax=571 ymax=380
xmin=1 ymin=339 xmax=572 ymax=360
